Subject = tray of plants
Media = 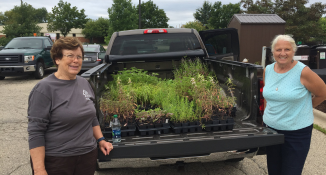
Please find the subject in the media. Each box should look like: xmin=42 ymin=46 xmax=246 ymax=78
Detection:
xmin=170 ymin=121 xmax=203 ymax=134
xmin=201 ymin=107 xmax=237 ymax=131
xmin=135 ymin=108 xmax=172 ymax=136
xmin=99 ymin=58 xmax=237 ymax=137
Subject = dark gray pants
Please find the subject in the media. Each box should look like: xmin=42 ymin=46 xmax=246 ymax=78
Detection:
xmin=30 ymin=148 xmax=98 ymax=175
xmin=266 ymin=124 xmax=313 ymax=175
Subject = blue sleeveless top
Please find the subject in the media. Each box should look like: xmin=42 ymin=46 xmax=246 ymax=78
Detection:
xmin=263 ymin=61 xmax=313 ymax=130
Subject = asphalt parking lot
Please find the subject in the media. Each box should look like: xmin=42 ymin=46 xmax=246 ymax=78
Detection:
xmin=0 ymin=69 xmax=325 ymax=175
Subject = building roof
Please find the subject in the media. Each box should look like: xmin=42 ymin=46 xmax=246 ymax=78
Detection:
xmin=230 ymin=14 xmax=286 ymax=24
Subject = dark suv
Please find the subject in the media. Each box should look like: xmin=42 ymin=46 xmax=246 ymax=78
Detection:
xmin=82 ymin=44 xmax=106 ymax=70
xmin=0 ymin=36 xmax=53 ymax=80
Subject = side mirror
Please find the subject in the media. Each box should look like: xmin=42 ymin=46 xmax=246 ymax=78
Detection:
xmin=45 ymin=46 xmax=52 ymax=50
xmin=104 ymin=55 xmax=110 ymax=63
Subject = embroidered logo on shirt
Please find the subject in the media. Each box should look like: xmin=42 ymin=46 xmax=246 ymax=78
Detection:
xmin=83 ymin=90 xmax=91 ymax=100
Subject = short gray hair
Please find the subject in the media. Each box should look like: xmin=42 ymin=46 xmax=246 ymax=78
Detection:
xmin=271 ymin=35 xmax=297 ymax=53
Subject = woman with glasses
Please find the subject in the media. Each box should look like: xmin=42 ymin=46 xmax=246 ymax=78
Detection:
xmin=27 ymin=37 xmax=112 ymax=175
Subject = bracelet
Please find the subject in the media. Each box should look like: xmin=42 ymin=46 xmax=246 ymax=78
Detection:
xmin=97 ymin=137 xmax=105 ymax=143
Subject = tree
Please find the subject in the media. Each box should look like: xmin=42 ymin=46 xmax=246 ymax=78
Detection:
xmin=194 ymin=1 xmax=213 ymax=25
xmin=1 ymin=0 xmax=42 ymax=38
xmin=136 ymin=0 xmax=169 ymax=28
xmin=182 ymin=20 xmax=207 ymax=31
xmin=34 ymin=7 xmax=48 ymax=23
xmin=209 ymin=2 xmax=241 ymax=29
xmin=281 ymin=1 xmax=326 ymax=43
xmin=240 ymin=0 xmax=326 ymax=44
xmin=0 ymin=11 xmax=13 ymax=25
xmin=0 ymin=12 xmax=5 ymax=25
xmin=312 ymin=17 xmax=326 ymax=44
xmin=47 ymin=0 xmax=88 ymax=37
xmin=240 ymin=0 xmax=274 ymax=14
xmin=317 ymin=17 xmax=326 ymax=44
xmin=319 ymin=17 xmax=326 ymax=34
xmin=82 ymin=17 xmax=110 ymax=43
xmin=105 ymin=0 xmax=138 ymax=43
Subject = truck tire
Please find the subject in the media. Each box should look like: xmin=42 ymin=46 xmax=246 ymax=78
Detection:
xmin=34 ymin=62 xmax=44 ymax=79
xmin=0 ymin=76 xmax=5 ymax=80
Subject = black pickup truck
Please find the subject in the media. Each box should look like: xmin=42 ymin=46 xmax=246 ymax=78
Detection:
xmin=0 ymin=36 xmax=54 ymax=80
xmin=81 ymin=28 xmax=284 ymax=169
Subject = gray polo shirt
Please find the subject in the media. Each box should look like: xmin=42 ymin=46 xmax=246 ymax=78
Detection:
xmin=27 ymin=73 xmax=99 ymax=157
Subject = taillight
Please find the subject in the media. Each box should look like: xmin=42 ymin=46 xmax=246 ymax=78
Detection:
xmin=144 ymin=29 xmax=167 ymax=34
xmin=259 ymin=79 xmax=264 ymax=114
xmin=97 ymin=53 xmax=101 ymax=61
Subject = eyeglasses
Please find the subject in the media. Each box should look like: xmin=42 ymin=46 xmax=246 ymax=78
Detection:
xmin=63 ymin=54 xmax=83 ymax=60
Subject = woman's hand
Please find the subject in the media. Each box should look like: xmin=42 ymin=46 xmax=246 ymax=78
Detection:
xmin=99 ymin=140 xmax=113 ymax=156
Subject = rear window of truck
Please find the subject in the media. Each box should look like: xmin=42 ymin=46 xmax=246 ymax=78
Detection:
xmin=110 ymin=33 xmax=201 ymax=55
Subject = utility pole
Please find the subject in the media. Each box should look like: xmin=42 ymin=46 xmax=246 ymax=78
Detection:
xmin=139 ymin=0 xmax=141 ymax=29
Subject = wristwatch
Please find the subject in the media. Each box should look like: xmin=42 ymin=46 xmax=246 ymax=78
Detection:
xmin=97 ymin=137 xmax=105 ymax=143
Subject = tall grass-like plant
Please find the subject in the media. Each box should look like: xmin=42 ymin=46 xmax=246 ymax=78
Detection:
xmin=111 ymin=67 xmax=160 ymax=86
xmin=100 ymin=77 xmax=136 ymax=125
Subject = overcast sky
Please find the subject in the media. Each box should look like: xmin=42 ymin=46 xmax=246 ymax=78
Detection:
xmin=0 ymin=0 xmax=324 ymax=28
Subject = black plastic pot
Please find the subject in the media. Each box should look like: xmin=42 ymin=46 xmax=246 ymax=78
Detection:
xmin=212 ymin=119 xmax=220 ymax=131
xmin=147 ymin=124 xmax=154 ymax=135
xmin=202 ymin=116 xmax=235 ymax=132
xmin=170 ymin=121 xmax=202 ymax=133
xmin=211 ymin=115 xmax=219 ymax=120
xmin=138 ymin=123 xmax=147 ymax=129
xmin=181 ymin=122 xmax=189 ymax=133
xmin=231 ymin=107 xmax=237 ymax=117
xmin=220 ymin=119 xmax=226 ymax=131
xmin=155 ymin=123 xmax=163 ymax=128
xmin=162 ymin=123 xmax=170 ymax=134
xmin=196 ymin=121 xmax=202 ymax=132
xmin=203 ymin=119 xmax=213 ymax=131
xmin=136 ymin=122 xmax=171 ymax=136
xmin=227 ymin=117 xmax=234 ymax=130
xmin=189 ymin=122 xmax=196 ymax=132
xmin=170 ymin=122 xmax=181 ymax=134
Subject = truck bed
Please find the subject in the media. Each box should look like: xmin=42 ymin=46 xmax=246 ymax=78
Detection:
xmin=82 ymin=58 xmax=283 ymax=162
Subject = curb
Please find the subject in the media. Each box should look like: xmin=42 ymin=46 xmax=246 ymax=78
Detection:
xmin=313 ymin=109 xmax=326 ymax=130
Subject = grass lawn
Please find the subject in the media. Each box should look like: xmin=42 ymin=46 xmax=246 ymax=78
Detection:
xmin=313 ymin=124 xmax=326 ymax=135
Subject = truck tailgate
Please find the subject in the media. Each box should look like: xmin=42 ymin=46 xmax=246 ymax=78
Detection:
xmin=98 ymin=126 xmax=283 ymax=161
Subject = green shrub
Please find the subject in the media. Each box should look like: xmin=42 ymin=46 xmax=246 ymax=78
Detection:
xmin=0 ymin=37 xmax=12 ymax=46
